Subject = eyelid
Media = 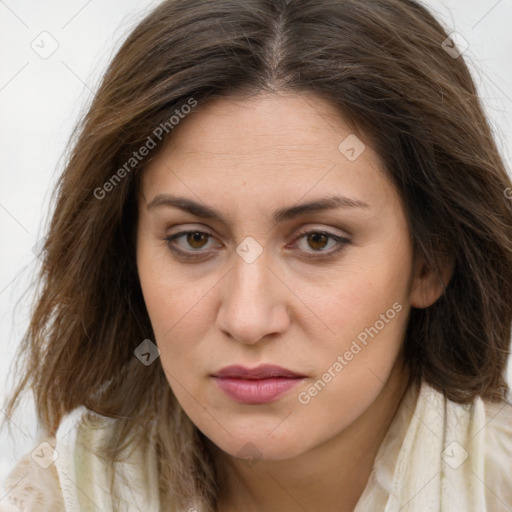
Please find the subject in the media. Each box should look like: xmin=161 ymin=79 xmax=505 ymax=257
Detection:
xmin=288 ymin=229 xmax=351 ymax=259
xmin=164 ymin=229 xmax=220 ymax=258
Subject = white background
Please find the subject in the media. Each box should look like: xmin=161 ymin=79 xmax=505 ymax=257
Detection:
xmin=1 ymin=0 xmax=511 ymax=486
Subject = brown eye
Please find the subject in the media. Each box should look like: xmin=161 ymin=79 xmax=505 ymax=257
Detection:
xmin=292 ymin=230 xmax=351 ymax=260
xmin=186 ymin=231 xmax=210 ymax=249
xmin=165 ymin=230 xmax=219 ymax=257
xmin=305 ymin=232 xmax=330 ymax=251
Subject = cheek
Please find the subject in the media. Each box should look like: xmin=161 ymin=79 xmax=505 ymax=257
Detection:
xmin=293 ymin=280 xmax=409 ymax=448
xmin=311 ymin=255 xmax=411 ymax=354
xmin=137 ymin=266 xmax=213 ymax=409
xmin=296 ymin=250 xmax=410 ymax=423
xmin=306 ymin=286 xmax=407 ymax=401
xmin=137 ymin=237 xmax=200 ymax=331
xmin=136 ymin=244 xmax=219 ymax=380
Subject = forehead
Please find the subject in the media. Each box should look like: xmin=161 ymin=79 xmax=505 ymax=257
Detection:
xmin=150 ymin=91 xmax=359 ymax=164
xmin=139 ymin=92 xmax=398 ymax=219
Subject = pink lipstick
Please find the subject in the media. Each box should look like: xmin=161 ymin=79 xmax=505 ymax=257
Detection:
xmin=212 ymin=364 xmax=306 ymax=404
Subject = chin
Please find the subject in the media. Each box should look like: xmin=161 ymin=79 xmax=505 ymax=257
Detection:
xmin=208 ymin=428 xmax=308 ymax=463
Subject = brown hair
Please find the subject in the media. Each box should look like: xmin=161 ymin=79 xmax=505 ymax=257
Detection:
xmin=4 ymin=0 xmax=512 ymax=509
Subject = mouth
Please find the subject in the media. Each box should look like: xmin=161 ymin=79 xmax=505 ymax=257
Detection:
xmin=211 ymin=364 xmax=306 ymax=404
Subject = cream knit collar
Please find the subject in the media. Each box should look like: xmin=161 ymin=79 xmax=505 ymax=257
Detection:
xmin=355 ymin=381 xmax=512 ymax=510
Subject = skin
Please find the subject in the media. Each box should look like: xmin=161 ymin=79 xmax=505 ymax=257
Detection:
xmin=136 ymin=91 xmax=452 ymax=511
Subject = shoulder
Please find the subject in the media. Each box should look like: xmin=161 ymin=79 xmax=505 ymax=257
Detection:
xmin=482 ymin=396 xmax=512 ymax=459
xmin=0 ymin=435 xmax=64 ymax=512
xmin=480 ymin=397 xmax=512 ymax=509
xmin=1 ymin=406 xmax=158 ymax=512
xmin=358 ymin=382 xmax=512 ymax=510
xmin=0 ymin=407 xmax=92 ymax=512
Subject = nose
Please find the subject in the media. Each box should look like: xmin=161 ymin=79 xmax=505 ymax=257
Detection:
xmin=216 ymin=247 xmax=291 ymax=345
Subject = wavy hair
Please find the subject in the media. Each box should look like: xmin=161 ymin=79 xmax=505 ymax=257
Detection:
xmin=5 ymin=0 xmax=512 ymax=509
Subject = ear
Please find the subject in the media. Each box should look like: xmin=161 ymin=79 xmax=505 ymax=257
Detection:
xmin=410 ymin=252 xmax=455 ymax=309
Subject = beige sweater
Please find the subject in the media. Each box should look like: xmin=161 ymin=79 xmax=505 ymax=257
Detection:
xmin=1 ymin=381 xmax=512 ymax=511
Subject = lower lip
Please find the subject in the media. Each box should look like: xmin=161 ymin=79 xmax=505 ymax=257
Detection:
xmin=213 ymin=377 xmax=305 ymax=404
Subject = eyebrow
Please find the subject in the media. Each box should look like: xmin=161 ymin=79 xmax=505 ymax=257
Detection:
xmin=146 ymin=193 xmax=369 ymax=224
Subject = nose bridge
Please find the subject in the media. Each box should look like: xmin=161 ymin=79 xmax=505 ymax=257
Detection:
xmin=234 ymin=245 xmax=271 ymax=301
xmin=217 ymin=243 xmax=289 ymax=343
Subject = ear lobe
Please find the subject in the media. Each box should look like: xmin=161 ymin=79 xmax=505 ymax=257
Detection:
xmin=410 ymin=254 xmax=455 ymax=309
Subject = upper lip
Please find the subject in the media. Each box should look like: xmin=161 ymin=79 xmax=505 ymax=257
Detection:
xmin=212 ymin=364 xmax=306 ymax=379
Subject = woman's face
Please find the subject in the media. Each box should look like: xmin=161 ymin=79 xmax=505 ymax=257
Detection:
xmin=136 ymin=91 xmax=435 ymax=461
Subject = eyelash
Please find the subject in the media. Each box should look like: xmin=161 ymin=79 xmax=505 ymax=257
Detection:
xmin=164 ymin=229 xmax=351 ymax=261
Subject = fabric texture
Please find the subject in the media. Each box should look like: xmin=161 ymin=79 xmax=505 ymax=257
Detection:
xmin=1 ymin=380 xmax=511 ymax=511
xmin=355 ymin=382 xmax=512 ymax=511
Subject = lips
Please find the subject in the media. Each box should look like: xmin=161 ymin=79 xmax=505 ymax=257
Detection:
xmin=211 ymin=364 xmax=306 ymax=404
xmin=212 ymin=364 xmax=306 ymax=379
